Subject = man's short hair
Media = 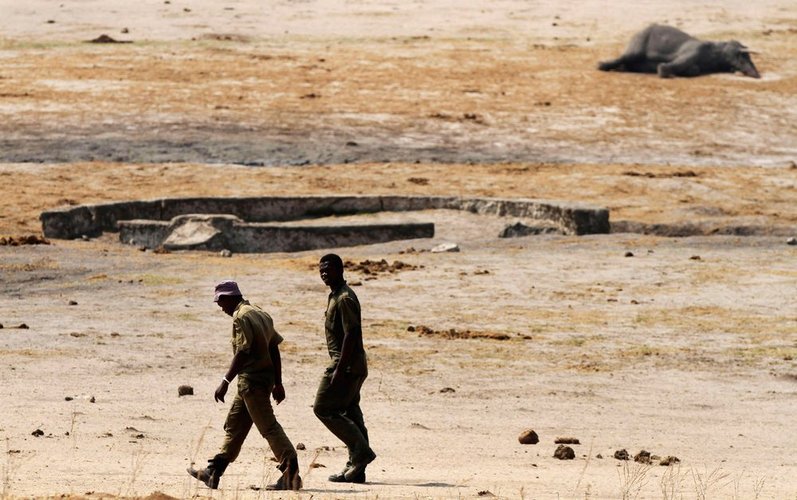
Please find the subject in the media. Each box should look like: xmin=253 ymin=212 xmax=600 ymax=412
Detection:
xmin=320 ymin=253 xmax=344 ymax=270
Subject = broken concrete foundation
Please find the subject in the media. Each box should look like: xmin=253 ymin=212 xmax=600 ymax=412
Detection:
xmin=118 ymin=214 xmax=435 ymax=253
xmin=40 ymin=195 xmax=610 ymax=252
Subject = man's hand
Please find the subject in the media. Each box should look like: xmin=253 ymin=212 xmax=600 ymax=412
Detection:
xmin=214 ymin=380 xmax=229 ymax=403
xmin=272 ymin=383 xmax=285 ymax=404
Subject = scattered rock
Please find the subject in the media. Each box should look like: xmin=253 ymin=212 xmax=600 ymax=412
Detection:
xmin=499 ymin=222 xmax=562 ymax=238
xmin=309 ymin=462 xmax=326 ymax=468
xmin=220 ymin=249 xmax=233 ymax=257
xmin=659 ymin=455 xmax=681 ymax=466
xmin=0 ymin=235 xmax=50 ymax=246
xmin=89 ymin=396 xmax=96 ymax=403
xmin=415 ymin=325 xmax=510 ymax=341
xmin=407 ymin=177 xmax=429 ymax=185
xmin=399 ymin=247 xmax=422 ymax=254
xmin=68 ymin=300 xmax=78 ymax=306
xmin=555 ymin=437 xmax=580 ymax=445
xmin=345 ymin=259 xmax=422 ymax=277
xmin=614 ymin=449 xmax=630 ymax=460
xmin=518 ymin=429 xmax=539 ymax=445
xmin=477 ymin=491 xmax=496 ymax=498
xmin=553 ymin=445 xmax=575 ymax=460
xmin=462 ymin=112 xmax=488 ymax=124
xmin=121 ymin=28 xmax=129 ymax=34
xmin=596 ymin=453 xmax=603 ymax=459
xmin=17 ymin=323 xmax=29 ymax=329
xmin=178 ymin=385 xmax=194 ymax=396
xmin=64 ymin=396 xmax=73 ymax=401
xmin=431 ymin=243 xmax=460 ymax=253
xmin=406 ymin=325 xmax=416 ymax=332
xmin=787 ymin=237 xmax=797 ymax=246
xmin=32 ymin=429 xmax=44 ymax=437
xmin=623 ymin=170 xmax=697 ymax=178
xmin=86 ymin=34 xmax=132 ymax=44
xmin=624 ymin=251 xmax=634 ymax=257
xmin=690 ymin=255 xmax=701 ymax=260
xmin=296 ymin=442 xmax=306 ymax=450
xmin=634 ymin=450 xmax=652 ymax=464
xmin=410 ymin=422 xmax=431 ymax=430
xmin=439 ymin=387 xmax=456 ymax=393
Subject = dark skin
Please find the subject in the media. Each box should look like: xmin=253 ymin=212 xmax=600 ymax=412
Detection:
xmin=213 ymin=294 xmax=285 ymax=405
xmin=319 ymin=260 xmax=357 ymax=389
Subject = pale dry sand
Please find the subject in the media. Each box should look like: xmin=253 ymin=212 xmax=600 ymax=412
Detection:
xmin=1 ymin=1 xmax=797 ymax=499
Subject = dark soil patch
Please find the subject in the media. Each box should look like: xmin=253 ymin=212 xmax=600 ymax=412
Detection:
xmin=410 ymin=325 xmax=512 ymax=341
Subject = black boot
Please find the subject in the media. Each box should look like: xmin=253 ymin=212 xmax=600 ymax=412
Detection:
xmin=267 ymin=456 xmax=302 ymax=491
xmin=329 ymin=469 xmax=366 ymax=483
xmin=187 ymin=454 xmax=229 ymax=489
xmin=329 ymin=459 xmax=366 ymax=483
xmin=344 ymin=449 xmax=376 ymax=482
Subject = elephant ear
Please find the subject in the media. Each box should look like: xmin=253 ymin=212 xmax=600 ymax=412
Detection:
xmin=731 ymin=40 xmax=758 ymax=55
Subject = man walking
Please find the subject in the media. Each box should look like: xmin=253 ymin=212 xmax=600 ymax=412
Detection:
xmin=314 ymin=254 xmax=376 ymax=483
xmin=188 ymin=280 xmax=301 ymax=491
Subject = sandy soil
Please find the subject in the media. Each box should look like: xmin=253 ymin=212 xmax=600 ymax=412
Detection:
xmin=1 ymin=1 xmax=797 ymax=499
xmin=1 ymin=1 xmax=796 ymax=166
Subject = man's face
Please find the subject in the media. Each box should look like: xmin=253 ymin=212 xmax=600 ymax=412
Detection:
xmin=319 ymin=261 xmax=343 ymax=287
xmin=216 ymin=295 xmax=237 ymax=316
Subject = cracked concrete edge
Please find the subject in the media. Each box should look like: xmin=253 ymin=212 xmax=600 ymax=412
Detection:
xmin=39 ymin=195 xmax=611 ymax=239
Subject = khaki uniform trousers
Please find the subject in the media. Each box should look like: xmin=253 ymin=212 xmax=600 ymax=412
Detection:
xmin=313 ymin=372 xmax=372 ymax=464
xmin=219 ymin=380 xmax=296 ymax=468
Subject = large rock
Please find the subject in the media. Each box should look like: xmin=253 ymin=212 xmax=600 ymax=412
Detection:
xmin=431 ymin=242 xmax=459 ymax=253
xmin=553 ymin=445 xmax=575 ymax=460
xmin=518 ymin=429 xmax=539 ymax=444
xmin=162 ymin=214 xmax=241 ymax=251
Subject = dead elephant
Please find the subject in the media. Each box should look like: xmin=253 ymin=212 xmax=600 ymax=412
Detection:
xmin=598 ymin=24 xmax=760 ymax=78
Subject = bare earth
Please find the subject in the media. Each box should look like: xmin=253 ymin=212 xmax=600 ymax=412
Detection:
xmin=1 ymin=1 xmax=796 ymax=499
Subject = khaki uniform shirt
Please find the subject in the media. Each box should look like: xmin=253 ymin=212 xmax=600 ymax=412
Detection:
xmin=325 ymin=283 xmax=367 ymax=376
xmin=231 ymin=300 xmax=283 ymax=386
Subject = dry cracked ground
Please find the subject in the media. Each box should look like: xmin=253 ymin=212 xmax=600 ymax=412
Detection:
xmin=1 ymin=0 xmax=797 ymax=498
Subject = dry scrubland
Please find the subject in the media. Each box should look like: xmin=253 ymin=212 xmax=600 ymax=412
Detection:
xmin=1 ymin=0 xmax=797 ymax=498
